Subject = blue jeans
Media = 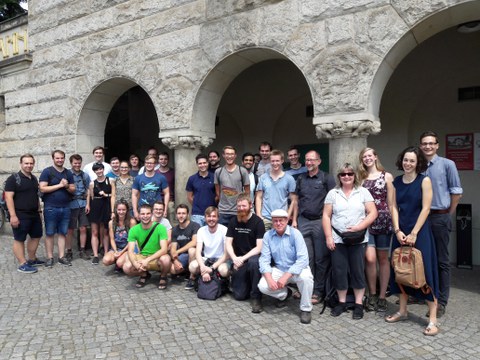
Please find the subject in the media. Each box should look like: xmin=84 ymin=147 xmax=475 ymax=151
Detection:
xmin=191 ymin=214 xmax=206 ymax=227
xmin=44 ymin=207 xmax=71 ymax=236
xmin=429 ymin=213 xmax=452 ymax=306
xmin=218 ymin=213 xmax=235 ymax=227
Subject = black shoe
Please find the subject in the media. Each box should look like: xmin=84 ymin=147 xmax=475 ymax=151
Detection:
xmin=352 ymin=304 xmax=364 ymax=320
xmin=330 ymin=302 xmax=347 ymax=317
xmin=276 ymin=288 xmax=293 ymax=308
xmin=114 ymin=265 xmax=123 ymax=273
xmin=58 ymin=257 xmax=72 ymax=266
xmin=65 ymin=249 xmax=73 ymax=262
xmin=184 ymin=279 xmax=195 ymax=290
xmin=92 ymin=256 xmax=99 ymax=265
xmin=79 ymin=249 xmax=90 ymax=260
xmin=300 ymin=311 xmax=311 ymax=324
xmin=377 ymin=298 xmax=387 ymax=312
xmin=45 ymin=258 xmax=54 ymax=268
xmin=366 ymin=294 xmax=378 ymax=312
xmin=251 ymin=298 xmax=263 ymax=314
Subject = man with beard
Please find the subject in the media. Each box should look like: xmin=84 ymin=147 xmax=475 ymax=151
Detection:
xmin=208 ymin=150 xmax=221 ymax=174
xmin=225 ymin=193 xmax=265 ymax=312
xmin=189 ymin=206 xmax=230 ymax=282
xmin=292 ymin=150 xmax=336 ymax=305
xmin=170 ymin=204 xmax=200 ymax=290
xmin=39 ymin=150 xmax=76 ymax=267
xmin=214 ymin=146 xmax=250 ymax=226
xmin=256 ymin=149 xmax=296 ymax=230
xmin=242 ymin=152 xmax=258 ymax=204
xmin=152 ymin=201 xmax=172 ymax=243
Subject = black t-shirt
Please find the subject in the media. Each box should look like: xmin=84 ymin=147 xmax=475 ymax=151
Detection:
xmin=226 ymin=214 xmax=265 ymax=256
xmin=4 ymin=171 xmax=39 ymax=218
xmin=171 ymin=221 xmax=200 ymax=249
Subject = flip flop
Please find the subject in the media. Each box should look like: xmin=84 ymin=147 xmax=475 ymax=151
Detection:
xmin=311 ymin=294 xmax=322 ymax=305
xmin=385 ymin=311 xmax=408 ymax=323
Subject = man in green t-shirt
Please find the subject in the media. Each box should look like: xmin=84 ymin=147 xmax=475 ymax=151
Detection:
xmin=123 ymin=204 xmax=171 ymax=289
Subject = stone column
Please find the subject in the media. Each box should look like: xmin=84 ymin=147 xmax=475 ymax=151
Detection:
xmin=314 ymin=113 xmax=381 ymax=173
xmin=161 ymin=135 xmax=214 ymax=209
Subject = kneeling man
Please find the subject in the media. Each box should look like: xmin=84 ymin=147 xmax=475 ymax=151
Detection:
xmin=258 ymin=209 xmax=313 ymax=324
xmin=189 ymin=206 xmax=230 ymax=282
xmin=225 ymin=194 xmax=265 ymax=312
xmin=123 ymin=204 xmax=171 ymax=289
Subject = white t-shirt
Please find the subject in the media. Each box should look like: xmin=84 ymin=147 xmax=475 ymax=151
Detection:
xmin=196 ymin=224 xmax=227 ymax=259
xmin=83 ymin=161 xmax=112 ymax=181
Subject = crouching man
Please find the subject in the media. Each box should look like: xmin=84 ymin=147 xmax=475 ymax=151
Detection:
xmin=258 ymin=209 xmax=314 ymax=324
xmin=225 ymin=193 xmax=265 ymax=313
xmin=123 ymin=204 xmax=171 ymax=290
xmin=189 ymin=206 xmax=230 ymax=282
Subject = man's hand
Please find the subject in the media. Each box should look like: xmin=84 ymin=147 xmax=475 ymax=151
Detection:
xmin=276 ymin=273 xmax=291 ymax=289
xmin=232 ymin=256 xmax=244 ymax=270
xmin=10 ymin=215 xmax=19 ymax=228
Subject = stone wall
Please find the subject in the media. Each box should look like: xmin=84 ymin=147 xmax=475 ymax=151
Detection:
xmin=0 ymin=0 xmax=475 ymax=175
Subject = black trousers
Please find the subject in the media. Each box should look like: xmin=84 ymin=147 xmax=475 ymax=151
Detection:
xmin=231 ymin=255 xmax=262 ymax=300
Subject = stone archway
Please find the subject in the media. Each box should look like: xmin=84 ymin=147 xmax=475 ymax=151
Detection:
xmin=76 ymin=77 xmax=160 ymax=161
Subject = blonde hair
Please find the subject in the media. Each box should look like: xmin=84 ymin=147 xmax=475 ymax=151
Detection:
xmin=358 ymin=147 xmax=385 ymax=182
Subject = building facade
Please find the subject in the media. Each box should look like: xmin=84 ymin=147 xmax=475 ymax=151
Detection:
xmin=0 ymin=1 xmax=479 ymax=263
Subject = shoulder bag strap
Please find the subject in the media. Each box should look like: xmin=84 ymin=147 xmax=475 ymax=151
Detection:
xmin=139 ymin=223 xmax=160 ymax=252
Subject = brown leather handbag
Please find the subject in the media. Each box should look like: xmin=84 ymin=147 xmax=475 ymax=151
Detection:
xmin=392 ymin=246 xmax=430 ymax=294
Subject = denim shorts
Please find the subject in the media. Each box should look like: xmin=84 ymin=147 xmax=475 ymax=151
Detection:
xmin=44 ymin=207 xmax=71 ymax=236
xmin=190 ymin=214 xmax=206 ymax=227
xmin=12 ymin=215 xmax=43 ymax=241
xmin=367 ymin=232 xmax=392 ymax=251
xmin=177 ymin=252 xmax=189 ymax=269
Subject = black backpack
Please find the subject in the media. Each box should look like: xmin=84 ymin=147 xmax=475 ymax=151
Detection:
xmin=197 ymin=271 xmax=228 ymax=300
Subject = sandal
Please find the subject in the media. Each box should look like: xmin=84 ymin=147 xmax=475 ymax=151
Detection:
xmin=135 ymin=272 xmax=151 ymax=288
xmin=292 ymin=290 xmax=301 ymax=300
xmin=158 ymin=276 xmax=168 ymax=290
xmin=385 ymin=311 xmax=408 ymax=323
xmin=311 ymin=294 xmax=322 ymax=305
xmin=423 ymin=322 xmax=439 ymax=336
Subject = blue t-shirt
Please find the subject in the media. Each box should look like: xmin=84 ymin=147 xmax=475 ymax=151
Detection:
xmin=132 ymin=172 xmax=168 ymax=207
xmin=39 ymin=166 xmax=75 ymax=208
xmin=185 ymin=172 xmax=216 ymax=215
xmin=257 ymin=172 xmax=296 ymax=220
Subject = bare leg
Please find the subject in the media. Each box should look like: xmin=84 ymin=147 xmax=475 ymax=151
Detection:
xmin=57 ymin=234 xmax=66 ymax=258
xmin=377 ymin=250 xmax=390 ymax=299
xmin=45 ymin=235 xmax=54 ymax=259
xmin=65 ymin=229 xmax=73 ymax=252
xmin=365 ymin=246 xmax=377 ymax=295
xmin=26 ymin=237 xmax=41 ymax=261
xmin=90 ymin=223 xmax=99 ymax=257
xmin=353 ymin=288 xmax=366 ymax=305
xmin=79 ymin=226 xmax=88 ymax=249
xmin=13 ymin=240 xmax=26 ymax=264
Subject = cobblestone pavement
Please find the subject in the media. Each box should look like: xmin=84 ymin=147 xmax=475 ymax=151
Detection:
xmin=0 ymin=234 xmax=479 ymax=359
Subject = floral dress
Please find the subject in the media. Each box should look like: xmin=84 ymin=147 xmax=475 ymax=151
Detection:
xmin=362 ymin=171 xmax=392 ymax=235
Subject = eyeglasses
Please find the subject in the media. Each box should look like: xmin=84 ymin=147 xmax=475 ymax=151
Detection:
xmin=145 ymin=162 xmax=156 ymax=165
xmin=339 ymin=172 xmax=354 ymax=177
xmin=420 ymin=142 xmax=438 ymax=147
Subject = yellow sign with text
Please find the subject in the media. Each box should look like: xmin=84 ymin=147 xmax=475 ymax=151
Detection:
xmin=0 ymin=30 xmax=28 ymax=59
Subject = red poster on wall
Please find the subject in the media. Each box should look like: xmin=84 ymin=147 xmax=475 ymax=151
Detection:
xmin=445 ymin=133 xmax=473 ymax=170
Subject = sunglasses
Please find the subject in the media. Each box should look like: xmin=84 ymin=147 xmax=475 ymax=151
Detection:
xmin=339 ymin=172 xmax=355 ymax=177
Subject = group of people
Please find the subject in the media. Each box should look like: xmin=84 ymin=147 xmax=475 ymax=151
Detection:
xmin=5 ymin=133 xmax=462 ymax=331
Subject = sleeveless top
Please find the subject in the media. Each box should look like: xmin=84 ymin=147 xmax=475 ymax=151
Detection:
xmin=363 ymin=171 xmax=392 ymax=235
xmin=114 ymin=224 xmax=128 ymax=250
xmin=93 ymin=177 xmax=112 ymax=197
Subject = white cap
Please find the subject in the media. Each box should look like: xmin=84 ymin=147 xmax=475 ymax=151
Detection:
xmin=271 ymin=209 xmax=288 ymax=218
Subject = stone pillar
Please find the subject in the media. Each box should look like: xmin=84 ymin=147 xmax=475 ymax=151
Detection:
xmin=313 ymin=113 xmax=381 ymax=174
xmin=161 ymin=135 xmax=214 ymax=209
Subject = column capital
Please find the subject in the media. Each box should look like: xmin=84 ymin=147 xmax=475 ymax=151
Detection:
xmin=313 ymin=113 xmax=381 ymax=139
xmin=161 ymin=135 xmax=214 ymax=150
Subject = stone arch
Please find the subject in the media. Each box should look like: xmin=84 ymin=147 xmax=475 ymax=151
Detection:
xmin=369 ymin=0 xmax=480 ymax=119
xmin=187 ymin=47 xmax=314 ymax=144
xmin=76 ymin=77 xmax=158 ymax=159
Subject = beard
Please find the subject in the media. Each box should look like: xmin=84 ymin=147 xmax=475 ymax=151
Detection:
xmin=237 ymin=209 xmax=250 ymax=222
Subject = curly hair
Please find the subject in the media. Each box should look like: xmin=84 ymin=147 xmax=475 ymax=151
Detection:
xmin=395 ymin=146 xmax=428 ymax=173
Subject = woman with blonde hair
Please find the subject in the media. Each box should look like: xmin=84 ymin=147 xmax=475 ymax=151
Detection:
xmin=358 ymin=147 xmax=394 ymax=312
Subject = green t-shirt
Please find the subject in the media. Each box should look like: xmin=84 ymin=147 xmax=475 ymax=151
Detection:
xmin=128 ymin=222 xmax=168 ymax=256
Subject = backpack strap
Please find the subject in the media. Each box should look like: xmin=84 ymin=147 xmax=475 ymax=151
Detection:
xmin=139 ymin=223 xmax=160 ymax=252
